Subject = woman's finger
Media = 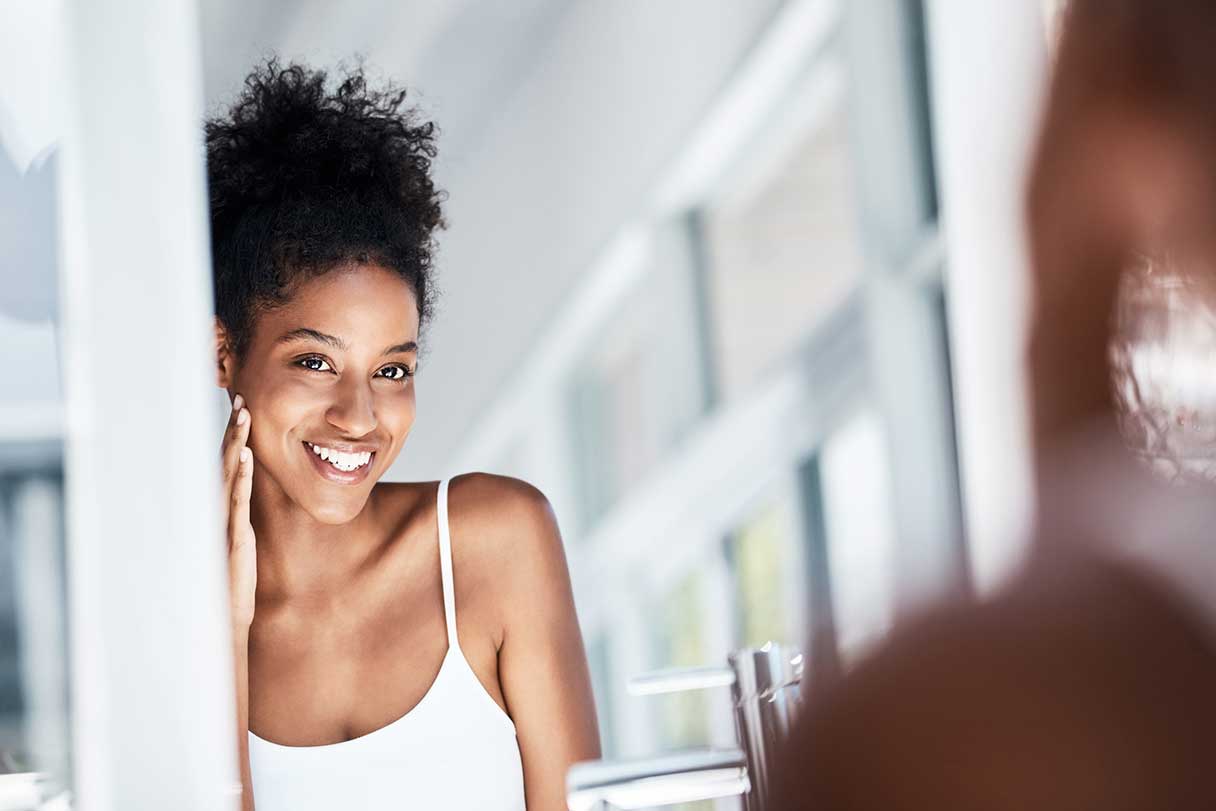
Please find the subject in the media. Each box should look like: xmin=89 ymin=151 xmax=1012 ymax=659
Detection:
xmin=220 ymin=395 xmax=242 ymax=462
xmin=229 ymin=446 xmax=255 ymax=550
xmin=222 ymin=405 xmax=251 ymax=489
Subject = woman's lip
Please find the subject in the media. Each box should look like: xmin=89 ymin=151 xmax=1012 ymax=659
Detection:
xmin=302 ymin=441 xmax=375 ymax=485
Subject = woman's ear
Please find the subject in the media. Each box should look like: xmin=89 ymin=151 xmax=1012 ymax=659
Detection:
xmin=215 ymin=318 xmax=236 ymax=389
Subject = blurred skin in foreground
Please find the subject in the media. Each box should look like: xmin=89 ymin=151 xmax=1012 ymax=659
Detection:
xmin=770 ymin=1 xmax=1216 ymax=807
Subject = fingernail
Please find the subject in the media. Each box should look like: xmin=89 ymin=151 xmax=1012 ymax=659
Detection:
xmin=240 ymin=447 xmax=251 ymax=463
xmin=237 ymin=408 xmax=248 ymax=426
xmin=233 ymin=394 xmax=244 ymax=411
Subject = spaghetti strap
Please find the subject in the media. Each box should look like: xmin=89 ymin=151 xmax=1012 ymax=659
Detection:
xmin=436 ymin=477 xmax=461 ymax=651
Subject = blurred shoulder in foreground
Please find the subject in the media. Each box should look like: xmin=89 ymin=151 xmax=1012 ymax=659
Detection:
xmin=771 ymin=545 xmax=1216 ymax=809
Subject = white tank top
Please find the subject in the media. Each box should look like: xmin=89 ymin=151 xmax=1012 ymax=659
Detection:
xmin=248 ymin=477 xmax=527 ymax=810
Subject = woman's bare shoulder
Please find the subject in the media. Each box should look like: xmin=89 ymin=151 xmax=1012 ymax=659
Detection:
xmin=449 ymin=471 xmax=552 ymax=521
xmin=373 ymin=473 xmax=546 ymax=515
xmin=445 ymin=472 xmax=567 ymax=591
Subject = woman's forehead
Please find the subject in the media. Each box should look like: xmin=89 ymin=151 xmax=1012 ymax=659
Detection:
xmin=291 ymin=263 xmax=416 ymax=304
xmin=258 ymin=265 xmax=420 ymax=347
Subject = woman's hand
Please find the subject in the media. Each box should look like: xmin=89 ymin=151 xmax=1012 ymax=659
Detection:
xmin=222 ymin=395 xmax=258 ymax=811
xmin=222 ymin=393 xmax=257 ymax=631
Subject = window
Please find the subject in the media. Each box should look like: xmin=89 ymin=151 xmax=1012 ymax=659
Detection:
xmin=700 ymin=62 xmax=865 ymax=402
xmin=568 ymin=225 xmax=710 ymax=527
xmin=726 ymin=484 xmax=804 ymax=650
xmin=0 ymin=469 xmax=70 ymax=805
xmin=820 ymin=409 xmax=898 ymax=658
xmin=650 ymin=570 xmax=711 ymax=750
xmin=646 ymin=569 xmax=717 ymax=811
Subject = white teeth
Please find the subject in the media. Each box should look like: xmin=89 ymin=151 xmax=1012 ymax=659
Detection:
xmin=307 ymin=443 xmax=372 ymax=472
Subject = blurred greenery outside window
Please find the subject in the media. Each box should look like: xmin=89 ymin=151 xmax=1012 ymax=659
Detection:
xmin=642 ymin=572 xmax=717 ymax=811
xmin=726 ymin=497 xmax=795 ymax=650
xmin=650 ymin=570 xmax=711 ymax=752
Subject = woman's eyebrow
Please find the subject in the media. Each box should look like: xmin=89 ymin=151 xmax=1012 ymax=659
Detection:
xmin=382 ymin=341 xmax=418 ymax=356
xmin=276 ymin=327 xmax=347 ymax=350
xmin=276 ymin=328 xmax=416 ymax=356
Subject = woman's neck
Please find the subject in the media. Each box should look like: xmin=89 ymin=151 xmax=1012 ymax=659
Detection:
xmin=247 ymin=474 xmax=386 ymax=601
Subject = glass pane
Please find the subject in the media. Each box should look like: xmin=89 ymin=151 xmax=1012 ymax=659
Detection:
xmin=701 ymin=63 xmax=866 ymax=401
xmin=568 ymin=226 xmax=709 ymax=527
xmin=0 ymin=472 xmax=71 ymax=806
xmin=820 ymin=409 xmax=898 ymax=659
xmin=727 ymin=488 xmax=803 ymax=650
xmin=650 ymin=571 xmax=710 ymax=751
xmin=646 ymin=570 xmax=714 ymax=811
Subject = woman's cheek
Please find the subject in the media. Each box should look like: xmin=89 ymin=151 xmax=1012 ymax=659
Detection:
xmin=376 ymin=388 xmax=415 ymax=437
xmin=390 ymin=386 xmax=417 ymax=418
xmin=247 ymin=381 xmax=311 ymax=447
xmin=262 ymin=374 xmax=327 ymax=413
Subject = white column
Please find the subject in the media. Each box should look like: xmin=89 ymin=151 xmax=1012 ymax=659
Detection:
xmin=925 ymin=0 xmax=1048 ymax=594
xmin=55 ymin=1 xmax=237 ymax=809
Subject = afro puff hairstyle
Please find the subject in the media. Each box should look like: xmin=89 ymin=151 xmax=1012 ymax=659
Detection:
xmin=206 ymin=58 xmax=445 ymax=361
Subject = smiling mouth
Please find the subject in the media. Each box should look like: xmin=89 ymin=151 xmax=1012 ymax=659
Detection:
xmin=303 ymin=441 xmax=376 ymax=481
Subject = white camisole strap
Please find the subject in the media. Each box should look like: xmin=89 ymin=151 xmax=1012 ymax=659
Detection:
xmin=436 ymin=477 xmax=461 ymax=652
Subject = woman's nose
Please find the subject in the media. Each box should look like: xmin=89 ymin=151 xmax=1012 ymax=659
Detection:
xmin=325 ymin=378 xmax=378 ymax=437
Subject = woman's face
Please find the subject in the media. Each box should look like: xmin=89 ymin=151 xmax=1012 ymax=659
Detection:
xmin=221 ymin=263 xmax=420 ymax=524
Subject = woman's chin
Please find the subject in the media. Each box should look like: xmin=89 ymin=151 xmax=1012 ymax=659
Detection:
xmin=302 ymin=489 xmax=372 ymax=525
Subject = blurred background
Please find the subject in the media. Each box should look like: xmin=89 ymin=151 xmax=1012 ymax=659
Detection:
xmin=0 ymin=0 xmax=1063 ymax=809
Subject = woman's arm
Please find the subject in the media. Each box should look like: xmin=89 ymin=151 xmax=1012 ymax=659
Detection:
xmin=233 ymin=630 xmax=255 ymax=811
xmin=492 ymin=481 xmax=602 ymax=810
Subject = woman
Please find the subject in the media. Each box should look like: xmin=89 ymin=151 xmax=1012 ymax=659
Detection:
xmin=210 ymin=60 xmax=601 ymax=810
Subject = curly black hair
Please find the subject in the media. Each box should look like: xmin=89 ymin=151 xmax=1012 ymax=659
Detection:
xmin=206 ymin=57 xmax=445 ymax=360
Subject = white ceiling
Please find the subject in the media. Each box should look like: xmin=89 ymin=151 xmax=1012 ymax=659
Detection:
xmin=199 ymin=0 xmax=571 ymax=177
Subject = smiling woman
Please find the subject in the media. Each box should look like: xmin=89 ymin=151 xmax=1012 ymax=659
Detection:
xmin=206 ymin=59 xmax=601 ymax=810
xmin=219 ymin=265 xmax=421 ymax=518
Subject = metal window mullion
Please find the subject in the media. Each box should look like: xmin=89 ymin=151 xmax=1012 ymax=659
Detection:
xmin=795 ymin=454 xmax=841 ymax=688
xmin=842 ymin=0 xmax=968 ymax=608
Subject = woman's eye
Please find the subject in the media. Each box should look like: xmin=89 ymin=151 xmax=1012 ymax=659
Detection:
xmin=297 ymin=356 xmax=333 ymax=373
xmin=378 ymin=365 xmax=414 ymax=382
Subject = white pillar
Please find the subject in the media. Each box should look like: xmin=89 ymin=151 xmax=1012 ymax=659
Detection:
xmin=55 ymin=1 xmax=237 ymax=809
xmin=925 ymin=0 xmax=1048 ymax=594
